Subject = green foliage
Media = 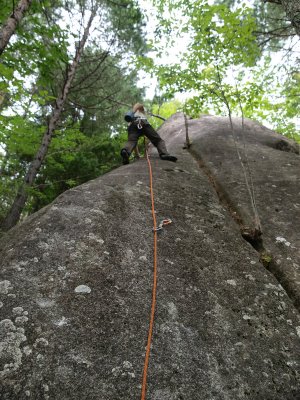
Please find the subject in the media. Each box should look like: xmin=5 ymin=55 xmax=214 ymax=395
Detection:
xmin=140 ymin=1 xmax=262 ymax=116
xmin=0 ymin=1 xmax=12 ymax=24
xmin=0 ymin=115 xmax=43 ymax=218
xmin=283 ymin=72 xmax=300 ymax=119
xmin=103 ymin=0 xmax=147 ymax=54
xmin=0 ymin=0 xmax=148 ymax=222
xmin=216 ymin=0 xmax=293 ymax=51
xmin=140 ymin=0 xmax=299 ymax=142
xmin=68 ymin=48 xmax=144 ymax=135
xmin=260 ymin=251 xmax=273 ymax=267
xmin=2 ymin=0 xmax=298 ymax=225
xmin=27 ymin=129 xmax=127 ymax=212
xmin=147 ymin=100 xmax=182 ymax=129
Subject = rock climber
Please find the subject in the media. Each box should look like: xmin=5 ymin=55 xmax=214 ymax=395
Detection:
xmin=121 ymin=103 xmax=177 ymax=165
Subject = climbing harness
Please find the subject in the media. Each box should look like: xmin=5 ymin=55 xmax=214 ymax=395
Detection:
xmin=124 ymin=108 xmax=165 ymax=129
xmin=153 ymin=218 xmax=172 ymax=232
xmin=124 ymin=112 xmax=147 ymax=128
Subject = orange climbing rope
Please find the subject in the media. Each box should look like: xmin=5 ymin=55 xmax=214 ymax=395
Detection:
xmin=141 ymin=147 xmax=158 ymax=400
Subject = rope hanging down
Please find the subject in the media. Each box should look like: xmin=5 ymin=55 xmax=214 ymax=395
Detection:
xmin=140 ymin=146 xmax=158 ymax=400
xmin=216 ymin=67 xmax=261 ymax=234
xmin=228 ymin=114 xmax=261 ymax=234
xmin=184 ymin=111 xmax=260 ymax=235
xmin=140 ymin=147 xmax=172 ymax=399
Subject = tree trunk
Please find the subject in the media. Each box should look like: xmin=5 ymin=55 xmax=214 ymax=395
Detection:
xmin=280 ymin=0 xmax=300 ymax=36
xmin=0 ymin=0 xmax=32 ymax=56
xmin=0 ymin=9 xmax=97 ymax=232
xmin=266 ymin=0 xmax=300 ymax=36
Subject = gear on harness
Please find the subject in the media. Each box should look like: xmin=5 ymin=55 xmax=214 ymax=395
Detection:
xmin=124 ymin=110 xmax=148 ymax=128
xmin=153 ymin=218 xmax=172 ymax=232
xmin=137 ymin=117 xmax=148 ymax=130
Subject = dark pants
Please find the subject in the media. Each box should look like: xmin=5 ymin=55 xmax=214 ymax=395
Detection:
xmin=122 ymin=123 xmax=168 ymax=156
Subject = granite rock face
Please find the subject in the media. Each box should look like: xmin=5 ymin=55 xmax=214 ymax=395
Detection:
xmin=0 ymin=113 xmax=299 ymax=399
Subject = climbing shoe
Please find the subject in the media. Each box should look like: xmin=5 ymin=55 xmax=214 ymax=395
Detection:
xmin=121 ymin=149 xmax=130 ymax=165
xmin=160 ymin=154 xmax=177 ymax=162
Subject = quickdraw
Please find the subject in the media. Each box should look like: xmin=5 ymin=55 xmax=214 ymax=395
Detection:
xmin=153 ymin=218 xmax=172 ymax=232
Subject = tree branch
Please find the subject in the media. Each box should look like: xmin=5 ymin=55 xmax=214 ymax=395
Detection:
xmin=0 ymin=0 xmax=32 ymax=56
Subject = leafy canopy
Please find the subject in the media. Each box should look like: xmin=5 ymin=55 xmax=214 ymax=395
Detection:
xmin=140 ymin=0 xmax=300 ymax=142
